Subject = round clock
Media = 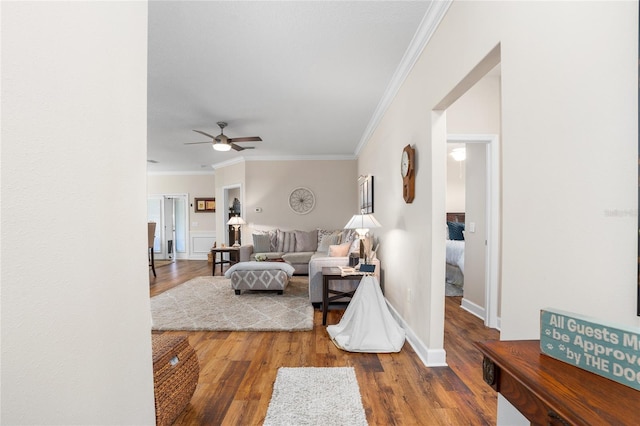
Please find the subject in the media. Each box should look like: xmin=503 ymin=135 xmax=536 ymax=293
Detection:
xmin=401 ymin=150 xmax=410 ymax=177
xmin=288 ymin=187 xmax=315 ymax=214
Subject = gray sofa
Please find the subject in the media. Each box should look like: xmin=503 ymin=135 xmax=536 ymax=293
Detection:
xmin=239 ymin=228 xmax=380 ymax=304
xmin=239 ymin=228 xmax=355 ymax=275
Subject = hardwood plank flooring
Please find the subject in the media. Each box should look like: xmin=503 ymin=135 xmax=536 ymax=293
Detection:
xmin=149 ymin=260 xmax=500 ymax=425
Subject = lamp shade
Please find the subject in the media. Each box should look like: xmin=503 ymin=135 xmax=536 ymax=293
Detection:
xmin=226 ymin=216 xmax=246 ymax=226
xmin=344 ymin=214 xmax=381 ymax=236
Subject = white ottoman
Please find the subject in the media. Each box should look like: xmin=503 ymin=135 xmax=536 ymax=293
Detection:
xmin=224 ymin=261 xmax=296 ymax=295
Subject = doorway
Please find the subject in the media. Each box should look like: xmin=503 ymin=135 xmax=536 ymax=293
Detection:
xmin=222 ymin=184 xmax=242 ymax=247
xmin=446 ymin=135 xmax=499 ymax=328
xmin=147 ymin=194 xmax=189 ymax=260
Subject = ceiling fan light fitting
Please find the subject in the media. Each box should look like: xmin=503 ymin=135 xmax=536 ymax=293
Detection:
xmin=213 ymin=142 xmax=231 ymax=152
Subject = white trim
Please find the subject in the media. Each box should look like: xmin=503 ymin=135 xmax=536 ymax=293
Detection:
xmin=147 ymin=170 xmax=215 ymax=176
xmin=190 ymin=231 xmax=216 ymax=260
xmin=355 ymin=0 xmax=453 ymax=156
xmin=461 ymin=297 xmax=484 ymax=321
xmin=386 ymin=298 xmax=448 ymax=367
xmin=447 ymin=134 xmax=500 ymax=329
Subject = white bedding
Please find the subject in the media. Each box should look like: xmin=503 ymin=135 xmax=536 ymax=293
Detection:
xmin=446 ymin=240 xmax=465 ymax=274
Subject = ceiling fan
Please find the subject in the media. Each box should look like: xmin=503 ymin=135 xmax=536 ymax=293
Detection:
xmin=185 ymin=121 xmax=262 ymax=152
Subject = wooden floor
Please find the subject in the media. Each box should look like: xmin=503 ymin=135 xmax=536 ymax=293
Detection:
xmin=149 ymin=260 xmax=500 ymax=425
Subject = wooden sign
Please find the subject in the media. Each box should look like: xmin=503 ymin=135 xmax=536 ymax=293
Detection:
xmin=541 ymin=308 xmax=640 ymax=391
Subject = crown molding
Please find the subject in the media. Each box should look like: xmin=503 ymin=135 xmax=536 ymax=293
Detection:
xmin=209 ymin=154 xmax=356 ymax=170
xmin=354 ymin=0 xmax=453 ymax=156
xmin=146 ymin=169 xmax=216 ymax=176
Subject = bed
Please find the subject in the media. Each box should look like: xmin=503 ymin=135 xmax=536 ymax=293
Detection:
xmin=446 ymin=213 xmax=465 ymax=286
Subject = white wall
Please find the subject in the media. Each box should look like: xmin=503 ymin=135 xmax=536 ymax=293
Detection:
xmin=358 ymin=0 xmax=637 ymax=363
xmin=464 ymin=143 xmax=487 ymax=309
xmin=446 ymin=143 xmax=466 ymax=212
xmin=243 ymin=159 xmax=358 ymax=234
xmin=1 ymin=2 xmax=155 ymax=425
xmin=147 ymin=173 xmax=217 ymax=233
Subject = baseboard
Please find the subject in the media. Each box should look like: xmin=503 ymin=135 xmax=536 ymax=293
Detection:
xmin=385 ymin=299 xmax=447 ymax=367
xmin=460 ymin=297 xmax=502 ymax=330
xmin=460 ymin=297 xmax=485 ymax=321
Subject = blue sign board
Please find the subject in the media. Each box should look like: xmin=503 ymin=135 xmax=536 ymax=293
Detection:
xmin=541 ymin=308 xmax=640 ymax=391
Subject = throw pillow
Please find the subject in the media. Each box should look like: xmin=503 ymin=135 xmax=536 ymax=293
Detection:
xmin=294 ymin=230 xmax=318 ymax=252
xmin=277 ymin=230 xmax=296 ymax=252
xmin=447 ymin=221 xmax=465 ymax=241
xmin=252 ymin=233 xmax=271 ymax=253
xmin=317 ymin=233 xmax=340 ymax=253
xmin=328 ymin=241 xmax=351 ymax=257
xmin=317 ymin=229 xmax=340 ymax=244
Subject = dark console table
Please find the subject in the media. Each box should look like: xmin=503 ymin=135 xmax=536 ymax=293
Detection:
xmin=210 ymin=247 xmax=240 ymax=276
xmin=475 ymin=339 xmax=640 ymax=425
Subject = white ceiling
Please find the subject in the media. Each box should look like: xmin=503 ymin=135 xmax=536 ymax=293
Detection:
xmin=147 ymin=1 xmax=434 ymax=173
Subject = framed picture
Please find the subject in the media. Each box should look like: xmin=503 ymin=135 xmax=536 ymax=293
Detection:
xmin=194 ymin=197 xmax=216 ymax=213
xmin=359 ymin=175 xmax=374 ymax=214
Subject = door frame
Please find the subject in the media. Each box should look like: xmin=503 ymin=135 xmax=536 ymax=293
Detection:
xmin=447 ymin=134 xmax=500 ymax=329
xmin=222 ymin=184 xmax=242 ymax=246
xmin=148 ymin=193 xmax=189 ymax=260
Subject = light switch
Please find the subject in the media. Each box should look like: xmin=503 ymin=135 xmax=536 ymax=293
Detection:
xmin=468 ymin=222 xmax=476 ymax=233
xmin=192 ymin=222 xmax=198 ymax=227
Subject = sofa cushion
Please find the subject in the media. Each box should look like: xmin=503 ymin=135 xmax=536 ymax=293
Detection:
xmin=294 ymin=230 xmax=318 ymax=252
xmin=252 ymin=233 xmax=272 ymax=253
xmin=277 ymin=230 xmax=296 ymax=252
xmin=282 ymin=252 xmax=314 ymax=264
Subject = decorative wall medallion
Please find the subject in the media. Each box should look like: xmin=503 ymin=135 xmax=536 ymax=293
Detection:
xmin=288 ymin=187 xmax=315 ymax=214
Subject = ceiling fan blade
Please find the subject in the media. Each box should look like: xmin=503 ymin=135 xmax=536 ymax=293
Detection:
xmin=192 ymin=129 xmax=218 ymax=139
xmin=184 ymin=141 xmax=212 ymax=145
xmin=231 ymin=143 xmax=245 ymax=151
xmin=228 ymin=136 xmax=262 ymax=143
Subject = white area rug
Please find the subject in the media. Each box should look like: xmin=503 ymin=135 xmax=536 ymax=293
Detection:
xmin=264 ymin=367 xmax=368 ymax=426
xmin=151 ymin=276 xmax=313 ymax=331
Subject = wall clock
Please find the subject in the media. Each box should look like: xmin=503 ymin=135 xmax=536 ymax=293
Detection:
xmin=401 ymin=144 xmax=415 ymax=203
xmin=288 ymin=187 xmax=315 ymax=214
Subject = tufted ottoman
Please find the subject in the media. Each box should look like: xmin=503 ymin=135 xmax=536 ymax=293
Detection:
xmin=224 ymin=261 xmax=296 ymax=295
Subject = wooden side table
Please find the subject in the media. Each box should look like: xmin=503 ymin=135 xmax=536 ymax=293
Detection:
xmin=475 ymin=339 xmax=640 ymax=425
xmin=211 ymin=247 xmax=240 ymax=276
xmin=321 ymin=267 xmax=365 ymax=325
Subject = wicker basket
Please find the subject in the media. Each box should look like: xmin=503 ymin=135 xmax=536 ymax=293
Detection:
xmin=151 ymin=334 xmax=199 ymax=426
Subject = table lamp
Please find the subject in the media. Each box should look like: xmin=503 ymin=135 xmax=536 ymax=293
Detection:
xmin=344 ymin=212 xmax=381 ymax=264
xmin=226 ymin=215 xmax=246 ymax=247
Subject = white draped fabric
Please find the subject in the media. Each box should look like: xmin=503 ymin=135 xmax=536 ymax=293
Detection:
xmin=326 ymin=275 xmax=405 ymax=353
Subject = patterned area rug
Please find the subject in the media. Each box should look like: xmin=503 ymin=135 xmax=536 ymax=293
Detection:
xmin=264 ymin=367 xmax=368 ymax=426
xmin=150 ymin=276 xmax=313 ymax=331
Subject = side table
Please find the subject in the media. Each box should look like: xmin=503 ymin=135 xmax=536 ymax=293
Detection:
xmin=321 ymin=267 xmax=365 ymax=325
xmin=211 ymin=247 xmax=240 ymax=276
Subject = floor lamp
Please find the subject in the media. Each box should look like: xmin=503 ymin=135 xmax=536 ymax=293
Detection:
xmin=227 ymin=216 xmax=246 ymax=247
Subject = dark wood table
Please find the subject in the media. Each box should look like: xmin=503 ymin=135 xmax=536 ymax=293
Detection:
xmin=475 ymin=339 xmax=639 ymax=425
xmin=321 ymin=267 xmax=365 ymax=325
xmin=211 ymin=247 xmax=240 ymax=276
